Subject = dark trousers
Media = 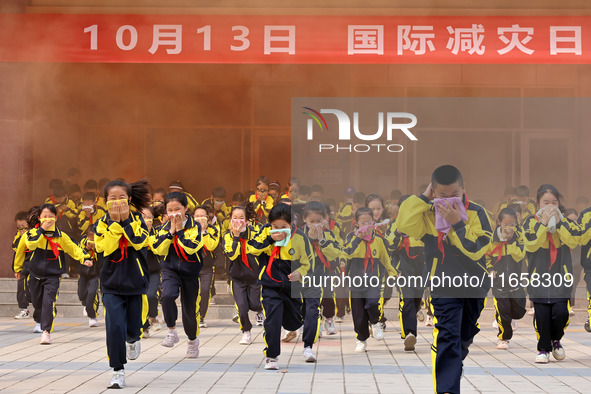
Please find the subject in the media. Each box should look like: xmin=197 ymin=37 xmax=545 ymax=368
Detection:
xmin=302 ymin=296 xmax=322 ymax=348
xmin=350 ymin=289 xmax=382 ymax=341
xmin=335 ymin=280 xmax=349 ymax=318
xmin=533 ymin=300 xmax=570 ymax=352
xmin=143 ymin=272 xmax=161 ymax=329
xmin=231 ymin=279 xmax=262 ymax=332
xmin=78 ymin=275 xmax=100 ymax=319
xmin=399 ymin=290 xmax=423 ymax=338
xmin=494 ymin=296 xmax=526 ymax=340
xmin=321 ymin=291 xmax=335 ymax=319
xmin=102 ymin=293 xmax=146 ymax=370
xmin=160 ymin=269 xmax=200 ymax=340
xmin=16 ymin=275 xmax=31 ymax=309
xmin=431 ymin=297 xmax=486 ymax=394
xmin=29 ymin=275 xmax=60 ymax=332
xmin=262 ymin=286 xmax=303 ymax=359
xmin=199 ymin=267 xmax=214 ymax=320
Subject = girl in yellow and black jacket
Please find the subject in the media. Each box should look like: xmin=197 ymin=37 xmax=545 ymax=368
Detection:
xmin=343 ymin=207 xmax=397 ymax=353
xmin=578 ymin=205 xmax=591 ymax=331
xmin=249 ymin=176 xmax=275 ymax=224
xmin=12 ymin=211 xmax=31 ymax=318
xmin=224 ymin=204 xmax=264 ymax=344
xmin=246 ymin=203 xmax=311 ymax=371
xmin=152 ymin=191 xmax=203 ymax=358
xmin=524 ymin=184 xmax=580 ymax=364
xmin=486 ymin=207 xmax=526 ymax=350
xmin=78 ymin=229 xmax=103 ymax=327
xmin=94 ymin=179 xmax=151 ymax=389
xmin=141 ymin=206 xmax=162 ymax=338
xmin=386 ymin=195 xmax=426 ymax=352
xmin=194 ymin=204 xmax=221 ymax=328
xmin=78 ymin=191 xmax=108 ymax=237
xmin=22 ymin=204 xmax=92 ymax=344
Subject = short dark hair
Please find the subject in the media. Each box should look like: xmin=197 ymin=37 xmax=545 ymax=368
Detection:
xmin=515 ymin=185 xmax=530 ymax=197
xmin=84 ymin=179 xmax=98 ymax=190
xmin=269 ymin=203 xmax=291 ymax=224
xmin=14 ymin=211 xmax=28 ymax=222
xmin=355 ymin=207 xmax=373 ymax=222
xmin=81 ymin=192 xmax=96 ymax=201
xmin=165 ymin=191 xmax=188 ymax=208
xmin=304 ymin=201 xmax=325 ymax=218
xmin=53 ymin=185 xmax=67 ymax=198
xmin=353 ymin=192 xmax=366 ymax=205
xmin=68 ymin=184 xmax=81 ymax=195
xmin=299 ymin=185 xmax=311 ymax=196
xmin=212 ymin=186 xmax=226 ymax=198
xmin=431 ymin=165 xmax=464 ymax=187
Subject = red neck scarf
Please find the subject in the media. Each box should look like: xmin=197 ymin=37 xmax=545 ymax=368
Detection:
xmin=238 ymin=239 xmax=252 ymax=271
xmin=534 ymin=214 xmax=558 ymax=268
xmin=266 ymin=246 xmax=282 ymax=282
xmin=313 ymin=241 xmax=331 ymax=270
xmin=486 ymin=242 xmax=506 ymax=265
xmin=173 ymin=232 xmax=196 ymax=262
xmin=363 ymin=238 xmax=375 ymax=273
xmin=111 ymin=238 xmax=128 ymax=263
xmin=399 ymin=237 xmax=418 ymax=260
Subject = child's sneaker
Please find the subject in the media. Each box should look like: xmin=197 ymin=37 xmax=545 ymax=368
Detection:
xmin=126 ymin=341 xmax=141 ymax=360
xmin=186 ymin=339 xmax=199 ymax=358
xmin=14 ymin=309 xmax=30 ymax=319
xmin=161 ymin=329 xmax=180 ymax=347
xmin=265 ymin=358 xmax=279 ymax=370
xmin=552 ymin=340 xmax=565 ymax=360
xmin=535 ymin=350 xmax=550 ymax=364
xmin=425 ymin=316 xmax=434 ymax=327
xmin=239 ymin=331 xmax=252 ymax=345
xmin=355 ymin=340 xmax=367 ymax=352
xmin=108 ymin=370 xmax=125 ymax=389
xmin=282 ymin=330 xmax=297 ymax=343
xmin=324 ymin=318 xmax=337 ymax=335
xmin=303 ymin=346 xmax=316 ymax=363
xmin=40 ymin=331 xmax=51 ymax=345
xmin=83 ymin=307 xmax=87 ymax=317
xmin=416 ymin=310 xmax=425 ymax=322
xmin=199 ymin=321 xmax=207 ymax=328
xmin=585 ymin=319 xmax=591 ymax=333
xmin=256 ymin=312 xmax=264 ymax=326
xmin=143 ymin=328 xmax=150 ymax=338
xmin=372 ymin=323 xmax=384 ymax=340
xmin=88 ymin=318 xmax=98 ymax=327
xmin=404 ymin=333 xmax=416 ymax=351
xmin=511 ymin=320 xmax=517 ymax=331
xmin=497 ymin=340 xmax=509 ymax=350
xmin=334 ymin=316 xmax=344 ymax=323
xmin=33 ymin=323 xmax=42 ymax=333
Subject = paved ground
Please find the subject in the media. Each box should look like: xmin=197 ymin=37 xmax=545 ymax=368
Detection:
xmin=0 ymin=313 xmax=590 ymax=393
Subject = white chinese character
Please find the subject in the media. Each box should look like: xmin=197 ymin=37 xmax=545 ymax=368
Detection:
xmin=446 ymin=24 xmax=485 ymax=55
xmin=550 ymin=26 xmax=582 ymax=55
xmin=397 ymin=25 xmax=435 ymax=55
xmin=348 ymin=25 xmax=384 ymax=55
xmin=264 ymin=26 xmax=296 ymax=55
xmin=497 ymin=24 xmax=534 ymax=55
xmin=148 ymin=25 xmax=182 ymax=55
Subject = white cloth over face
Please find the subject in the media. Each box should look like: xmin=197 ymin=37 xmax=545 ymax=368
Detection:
xmin=536 ymin=205 xmax=563 ymax=233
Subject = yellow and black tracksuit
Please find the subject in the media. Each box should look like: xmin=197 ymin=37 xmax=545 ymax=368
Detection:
xmin=523 ymin=214 xmax=580 ymax=352
xmin=94 ymin=211 xmax=149 ymax=371
xmin=78 ymin=205 xmax=107 ymax=237
xmin=343 ymin=230 xmax=396 ymax=342
xmin=247 ymin=226 xmax=311 ymax=359
xmin=12 ymin=233 xmax=31 ymax=310
xmin=336 ymin=202 xmax=354 ymax=234
xmin=183 ymin=192 xmax=199 ymax=214
xmin=143 ymin=227 xmax=162 ymax=330
xmin=201 ymin=198 xmax=231 ymax=225
xmin=199 ymin=223 xmax=220 ymax=321
xmin=579 ymin=208 xmax=591 ymax=323
xmin=498 ymin=198 xmax=536 ymax=223
xmin=249 ymin=194 xmax=274 ymax=225
xmin=46 ymin=196 xmax=82 ymax=275
xmin=306 ymin=226 xmax=342 ymax=346
xmin=387 ymin=223 xmax=426 ymax=339
xmin=24 ymin=225 xmax=90 ymax=333
xmin=397 ymin=194 xmax=492 ymax=394
xmin=485 ymin=229 xmax=526 ymax=341
xmin=327 ymin=219 xmax=349 ymax=319
xmin=78 ymin=236 xmax=103 ymax=319
xmin=153 ymin=216 xmax=203 ymax=340
xmin=224 ymin=223 xmax=264 ymax=333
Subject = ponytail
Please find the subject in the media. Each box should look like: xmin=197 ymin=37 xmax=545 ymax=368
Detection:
xmin=104 ymin=178 xmax=151 ymax=212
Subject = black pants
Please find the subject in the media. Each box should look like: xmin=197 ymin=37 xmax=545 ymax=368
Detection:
xmin=16 ymin=275 xmax=31 ymax=310
xmin=320 ymin=291 xmax=335 ymax=319
xmin=379 ymin=284 xmax=394 ymax=323
xmin=398 ymin=290 xmax=422 ymax=338
xmin=262 ymin=286 xmax=303 ymax=359
xmin=350 ymin=289 xmax=382 ymax=341
xmin=78 ymin=275 xmax=100 ymax=319
xmin=231 ymin=279 xmax=262 ymax=332
xmin=199 ymin=267 xmax=214 ymax=320
xmin=102 ymin=293 xmax=146 ymax=370
xmin=160 ymin=269 xmax=200 ymax=340
xmin=29 ymin=275 xmax=60 ymax=332
xmin=335 ymin=280 xmax=349 ymax=318
xmin=533 ymin=300 xmax=570 ymax=352
xmin=494 ymin=296 xmax=526 ymax=340
xmin=302 ymin=296 xmax=322 ymax=348
xmin=431 ymin=297 xmax=485 ymax=394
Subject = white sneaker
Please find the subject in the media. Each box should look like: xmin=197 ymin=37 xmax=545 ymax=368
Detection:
xmin=61 ymin=273 xmax=70 ymax=279
xmin=108 ymin=370 xmax=125 ymax=389
xmin=33 ymin=323 xmax=42 ymax=333
xmin=186 ymin=339 xmax=199 ymax=358
xmin=265 ymin=358 xmax=279 ymax=370
xmin=83 ymin=307 xmax=87 ymax=317
xmin=199 ymin=321 xmax=207 ymax=328
xmin=40 ymin=331 xmax=51 ymax=345
xmin=372 ymin=323 xmax=384 ymax=340
xmin=282 ymin=330 xmax=297 ymax=343
xmin=535 ymin=351 xmax=550 ymax=364
xmin=126 ymin=341 xmax=141 ymax=360
xmin=355 ymin=340 xmax=367 ymax=352
xmin=209 ymin=297 xmax=216 ymax=305
xmin=14 ymin=309 xmax=30 ymax=319
xmin=511 ymin=320 xmax=517 ymax=331
xmin=325 ymin=318 xmax=337 ymax=335
xmin=552 ymin=340 xmax=565 ymax=361
xmin=492 ymin=320 xmax=498 ymax=329
xmin=239 ymin=331 xmax=252 ymax=345
xmin=256 ymin=312 xmax=264 ymax=326
xmin=161 ymin=329 xmax=180 ymax=347
xmin=416 ymin=310 xmax=425 ymax=322
xmin=497 ymin=340 xmax=509 ymax=350
xmin=232 ymin=315 xmax=240 ymax=324
xmin=88 ymin=318 xmax=98 ymax=327
xmin=404 ymin=333 xmax=416 ymax=351
xmin=303 ymin=346 xmax=317 ymax=363
xmin=425 ymin=316 xmax=434 ymax=327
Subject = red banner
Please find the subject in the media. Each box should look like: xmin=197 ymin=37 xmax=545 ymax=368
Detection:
xmin=0 ymin=14 xmax=589 ymax=63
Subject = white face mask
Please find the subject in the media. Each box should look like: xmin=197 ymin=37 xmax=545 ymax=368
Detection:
xmin=82 ymin=205 xmax=95 ymax=213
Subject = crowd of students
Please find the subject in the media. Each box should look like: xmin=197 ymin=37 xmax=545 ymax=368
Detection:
xmin=9 ymin=166 xmax=591 ymax=393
